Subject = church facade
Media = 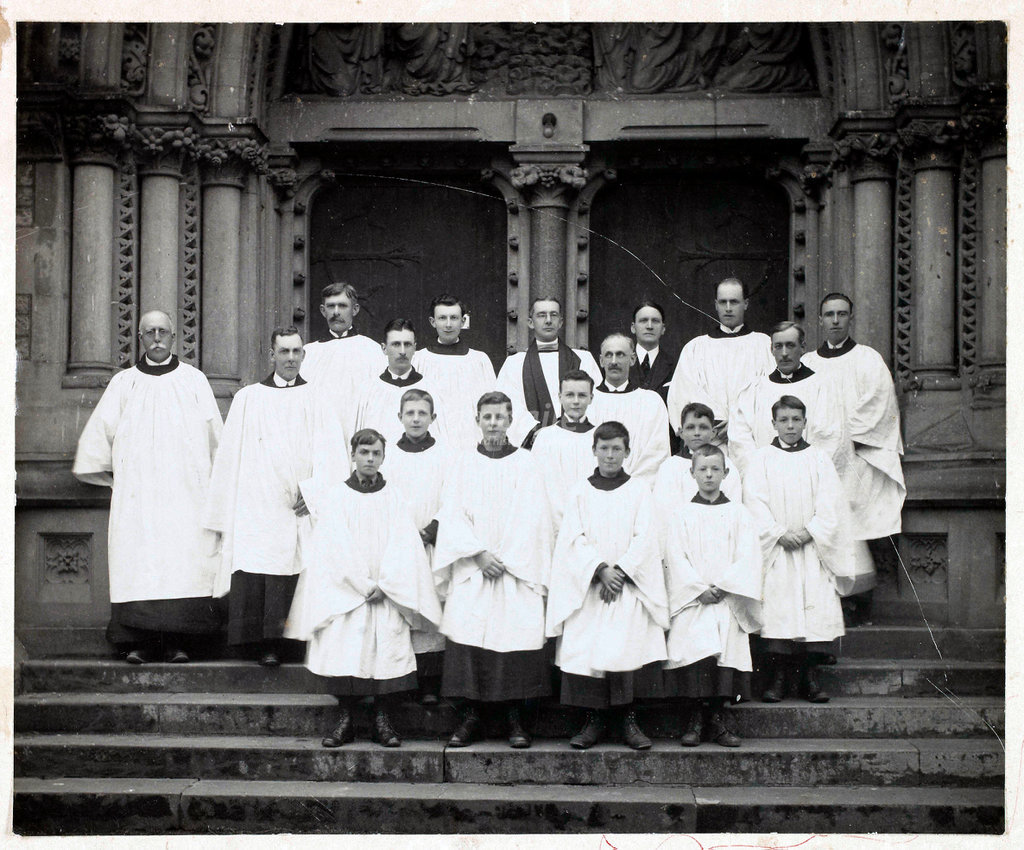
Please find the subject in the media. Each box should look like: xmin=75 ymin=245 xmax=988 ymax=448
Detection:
xmin=14 ymin=22 xmax=1006 ymax=653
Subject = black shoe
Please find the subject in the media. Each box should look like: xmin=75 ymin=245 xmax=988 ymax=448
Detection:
xmin=622 ymin=710 xmax=652 ymax=750
xmin=321 ymin=707 xmax=355 ymax=748
xmin=371 ymin=709 xmax=401 ymax=747
xmin=167 ymin=648 xmax=189 ymax=664
xmin=125 ymin=648 xmax=148 ymax=665
xmin=507 ymin=705 xmax=531 ymax=749
xmin=447 ymin=706 xmax=482 ymax=747
xmin=679 ymin=707 xmax=703 ymax=747
xmin=762 ymin=662 xmax=788 ymax=703
xmin=707 ymin=710 xmax=741 ymax=747
xmin=801 ymin=664 xmax=831 ymax=703
xmin=569 ymin=711 xmax=604 ymax=749
xmin=258 ymin=651 xmax=280 ymax=667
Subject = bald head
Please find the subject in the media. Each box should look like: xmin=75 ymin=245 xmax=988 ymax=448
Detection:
xmin=138 ymin=310 xmax=175 ymax=363
xmin=599 ymin=333 xmax=637 ymax=388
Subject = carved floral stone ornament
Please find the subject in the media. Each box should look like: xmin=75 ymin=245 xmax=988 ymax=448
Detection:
xmin=510 ymin=164 xmax=588 ymax=191
xmin=43 ymin=535 xmax=91 ymax=586
xmin=197 ymin=137 xmax=269 ymax=174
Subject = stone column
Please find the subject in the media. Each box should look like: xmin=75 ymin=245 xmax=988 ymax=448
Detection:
xmin=63 ymin=116 xmax=125 ymax=385
xmin=978 ymin=139 xmax=1006 ymax=368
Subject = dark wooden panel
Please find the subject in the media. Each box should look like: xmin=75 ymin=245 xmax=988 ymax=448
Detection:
xmin=309 ymin=177 xmax=507 ymax=370
xmin=588 ymin=172 xmax=790 ymax=352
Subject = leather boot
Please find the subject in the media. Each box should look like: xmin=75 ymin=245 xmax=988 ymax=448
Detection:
xmin=321 ymin=704 xmax=355 ymax=748
xmin=801 ymin=663 xmax=830 ymax=703
xmin=371 ymin=708 xmax=401 ymax=747
xmin=622 ymin=709 xmax=652 ymax=750
xmin=679 ymin=704 xmax=703 ymax=747
xmin=707 ymin=708 xmax=741 ymax=747
xmin=447 ymin=703 xmax=482 ymax=747
xmin=569 ymin=710 xmax=605 ymax=750
xmin=507 ymin=704 xmax=531 ymax=749
xmin=761 ymin=654 xmax=789 ymax=703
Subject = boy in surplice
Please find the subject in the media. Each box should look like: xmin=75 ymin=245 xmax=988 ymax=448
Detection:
xmin=654 ymin=402 xmax=743 ymax=506
xmin=547 ymin=421 xmax=669 ymax=750
xmin=659 ymin=444 xmax=762 ymax=747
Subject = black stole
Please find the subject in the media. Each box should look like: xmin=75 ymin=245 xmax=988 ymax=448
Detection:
xmin=522 ymin=341 xmax=580 ymax=428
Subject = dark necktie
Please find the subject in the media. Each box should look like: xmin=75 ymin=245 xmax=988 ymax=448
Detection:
xmin=639 ymin=354 xmax=651 ymax=381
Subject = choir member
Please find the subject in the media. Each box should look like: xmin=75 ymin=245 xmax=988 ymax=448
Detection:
xmin=654 ymin=402 xmax=743 ymax=506
xmin=660 ymin=444 xmax=762 ymax=747
xmin=435 ymin=391 xmax=553 ymax=748
xmin=496 ymin=297 xmax=601 ymax=447
xmin=547 ymin=421 xmax=669 ymax=750
xmin=73 ymin=310 xmax=223 ymax=664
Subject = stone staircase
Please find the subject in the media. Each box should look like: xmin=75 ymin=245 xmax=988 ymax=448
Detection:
xmin=13 ymin=626 xmax=1005 ymax=835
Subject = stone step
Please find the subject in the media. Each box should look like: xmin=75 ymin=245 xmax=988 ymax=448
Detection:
xmin=12 ymin=778 xmax=1004 ymax=835
xmin=833 ymin=626 xmax=1004 ymax=660
xmin=14 ymin=733 xmax=1004 ymax=787
xmin=17 ymin=656 xmax=1005 ymax=696
xmin=14 ymin=693 xmax=1006 ymax=740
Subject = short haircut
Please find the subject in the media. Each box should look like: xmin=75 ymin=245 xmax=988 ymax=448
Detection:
xmin=139 ymin=310 xmax=175 ymax=335
xmin=270 ymin=325 xmax=302 ymax=349
xmin=820 ymin=291 xmax=854 ymax=313
xmin=351 ymin=428 xmax=386 ymax=451
xmin=430 ymin=294 xmax=466 ymax=316
xmin=322 ymin=282 xmax=359 ymax=303
xmin=400 ymin=387 xmax=434 ymax=414
xmin=680 ymin=401 xmax=715 ymax=427
xmin=476 ymin=390 xmax=512 ymax=414
xmin=716 ymin=277 xmax=748 ymax=300
xmin=632 ymin=299 xmax=666 ymax=323
xmin=770 ymin=320 xmax=806 ymax=345
xmin=772 ymin=394 xmax=807 ymax=418
xmin=600 ymin=332 xmax=636 ymax=352
xmin=559 ymin=369 xmax=595 ymax=392
xmin=530 ymin=297 xmax=563 ymax=315
xmin=593 ymin=420 xmax=630 ymax=450
xmin=383 ymin=317 xmax=416 ymax=339
xmin=691 ymin=443 xmax=725 ymax=466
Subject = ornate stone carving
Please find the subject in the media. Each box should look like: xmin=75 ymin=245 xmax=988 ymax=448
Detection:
xmin=131 ymin=125 xmax=198 ymax=173
xmin=961 ymin=104 xmax=1007 ymax=150
xmin=713 ymin=24 xmax=814 ymax=92
xmin=15 ymin=294 xmax=32 ymax=360
xmin=57 ymin=23 xmax=82 ymax=83
xmin=872 ymin=537 xmax=900 ymax=593
xmin=16 ymin=162 xmax=35 ymax=227
xmin=388 ymin=24 xmax=475 ymax=95
xmin=510 ymin=164 xmax=588 ymax=192
xmin=269 ymin=167 xmax=299 ymax=199
xmin=893 ymin=154 xmax=916 ymax=389
xmin=957 ymin=148 xmax=980 ymax=383
xmin=309 ymin=23 xmax=385 ymax=95
xmin=121 ymin=23 xmax=149 ymax=96
xmin=506 ymin=23 xmax=592 ymax=95
xmin=187 ymin=24 xmax=217 ymax=112
xmin=180 ymin=162 xmax=201 ymax=366
xmin=880 ymin=23 xmax=909 ymax=103
xmin=830 ymin=132 xmax=897 ymax=179
xmin=896 ymin=118 xmax=961 ymax=157
xmin=63 ymin=113 xmax=133 ymax=162
xmin=798 ymin=163 xmax=829 ymax=198
xmin=115 ymin=156 xmax=139 ymax=367
xmin=593 ymin=24 xmax=728 ymax=93
xmin=197 ymin=137 xmax=268 ymax=176
xmin=950 ymin=23 xmax=978 ymax=89
xmin=904 ymin=534 xmax=948 ymax=585
xmin=42 ymin=534 xmax=91 ymax=585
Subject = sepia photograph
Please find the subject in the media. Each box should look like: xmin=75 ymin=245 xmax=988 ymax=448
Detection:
xmin=8 ymin=4 xmax=1013 ymax=844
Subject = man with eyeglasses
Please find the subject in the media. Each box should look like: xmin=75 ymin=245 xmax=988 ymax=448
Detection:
xmin=73 ymin=310 xmax=224 ymax=664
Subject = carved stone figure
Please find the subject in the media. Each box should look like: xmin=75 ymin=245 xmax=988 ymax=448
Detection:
xmin=714 ymin=24 xmax=814 ymax=93
xmin=388 ymin=24 xmax=475 ymax=95
xmin=630 ymin=24 xmax=729 ymax=92
xmin=309 ymin=23 xmax=385 ymax=96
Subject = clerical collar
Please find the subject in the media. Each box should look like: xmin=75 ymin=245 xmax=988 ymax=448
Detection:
xmin=771 ymin=437 xmax=811 ymax=452
xmin=379 ymin=367 xmax=422 ymax=386
xmin=477 ymin=441 xmax=517 ymax=459
xmin=557 ymin=416 xmax=594 ymax=433
xmin=769 ymin=364 xmax=815 ymax=384
xmin=428 ymin=338 xmax=470 ymax=356
xmin=260 ymin=372 xmax=307 ymax=388
xmin=330 ymin=328 xmax=355 ymax=339
xmin=597 ymin=380 xmax=635 ymax=394
xmin=535 ymin=340 xmax=560 ymax=353
xmin=816 ymin=337 xmax=857 ymax=358
xmin=588 ymin=467 xmax=631 ymax=490
xmin=136 ymin=355 xmax=180 ymax=375
xmin=397 ymin=433 xmax=435 ymax=453
xmin=708 ymin=324 xmax=752 ymax=339
xmin=676 ymin=444 xmax=693 ymax=459
xmin=345 ymin=471 xmax=386 ymax=493
xmin=691 ymin=491 xmax=730 ymax=505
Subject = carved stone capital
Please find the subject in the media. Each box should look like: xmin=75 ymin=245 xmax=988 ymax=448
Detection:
xmin=268 ymin=167 xmax=299 ymax=199
xmin=64 ymin=112 xmax=132 ymax=165
xmin=510 ymin=163 xmax=589 ymax=206
xmin=896 ymin=119 xmax=962 ymax=164
xmin=831 ymin=132 xmax=898 ymax=182
xmin=18 ymin=111 xmax=63 ymax=160
xmin=132 ymin=125 xmax=198 ymax=176
xmin=197 ymin=136 xmax=269 ymax=185
xmin=961 ymin=105 xmax=1006 ymax=151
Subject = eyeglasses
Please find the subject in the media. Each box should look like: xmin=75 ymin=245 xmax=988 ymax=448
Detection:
xmin=140 ymin=328 xmax=173 ymax=339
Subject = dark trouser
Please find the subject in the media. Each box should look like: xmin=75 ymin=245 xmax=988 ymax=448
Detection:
xmin=107 ymin=597 xmax=224 ymax=655
xmin=226 ymin=571 xmax=298 ymax=646
xmin=559 ymin=662 xmax=665 ymax=709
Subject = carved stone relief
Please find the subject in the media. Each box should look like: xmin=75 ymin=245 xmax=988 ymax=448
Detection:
xmin=180 ymin=162 xmax=201 ymax=366
xmin=893 ymin=153 xmax=915 ymax=389
xmin=958 ymin=148 xmax=980 ymax=383
xmin=880 ymin=23 xmax=909 ymax=103
xmin=42 ymin=534 xmax=91 ymax=586
xmin=120 ymin=23 xmax=149 ymax=96
xmin=187 ymin=24 xmax=218 ymax=112
xmin=16 ymin=162 xmax=35 ymax=227
xmin=115 ymin=155 xmax=139 ymax=368
xmin=16 ymin=294 xmax=32 ymax=361
xmin=904 ymin=534 xmax=949 ymax=587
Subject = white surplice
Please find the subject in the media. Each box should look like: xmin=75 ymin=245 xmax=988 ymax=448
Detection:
xmin=660 ymin=497 xmax=763 ymax=671
xmin=496 ymin=347 xmax=602 ymax=446
xmin=803 ymin=343 xmax=906 ymax=539
xmin=72 ymin=359 xmax=223 ymax=603
xmin=353 ymin=372 xmax=443 ymax=449
xmin=547 ymin=475 xmax=668 ymax=677
xmin=589 ymin=386 xmax=671 ymax=486
xmin=204 ymin=380 xmax=344 ymax=596
xmin=730 ymin=369 xmax=850 ymax=478
xmin=411 ymin=345 xmax=497 ymax=450
xmin=289 ymin=479 xmax=442 ymax=680
xmin=434 ymin=446 xmax=552 ymax=652
xmin=529 ymin=422 xmax=597 ymax=532
xmin=743 ymin=442 xmax=856 ymax=643
xmin=379 ymin=435 xmax=451 ymax=654
xmin=300 ymin=332 xmax=384 ymax=442
xmin=666 ymin=330 xmax=774 ymax=437
xmin=652 ymin=450 xmax=743 ymax=508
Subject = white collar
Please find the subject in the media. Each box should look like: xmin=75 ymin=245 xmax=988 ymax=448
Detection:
xmin=638 ymin=345 xmax=659 ymax=362
xmin=827 ymin=337 xmax=850 ymax=349
xmin=330 ymin=328 xmax=353 ymax=339
xmin=144 ymin=354 xmax=172 ymax=367
xmin=603 ymin=379 xmax=630 ymax=392
xmin=388 ymin=368 xmax=414 ymax=380
xmin=718 ymin=323 xmax=745 ymax=335
xmin=272 ymin=373 xmax=296 ymax=387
